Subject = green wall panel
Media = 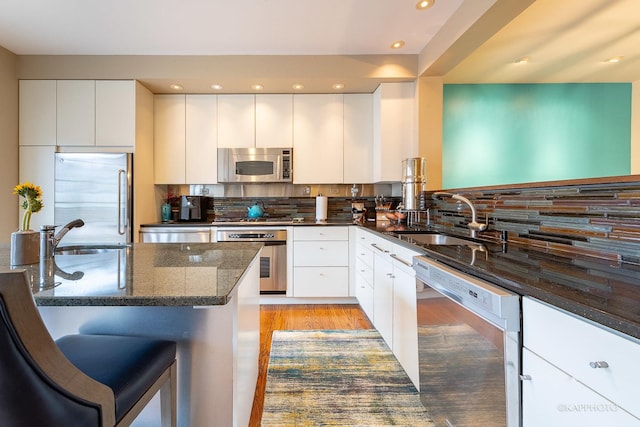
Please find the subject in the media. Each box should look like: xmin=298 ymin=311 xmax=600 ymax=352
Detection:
xmin=442 ymin=83 xmax=631 ymax=188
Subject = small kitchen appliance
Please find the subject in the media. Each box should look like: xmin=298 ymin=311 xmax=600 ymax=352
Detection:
xmin=179 ymin=196 xmax=210 ymax=222
xmin=402 ymin=157 xmax=427 ymax=210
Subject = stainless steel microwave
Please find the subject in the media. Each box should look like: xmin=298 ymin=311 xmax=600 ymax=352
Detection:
xmin=217 ymin=147 xmax=292 ymax=183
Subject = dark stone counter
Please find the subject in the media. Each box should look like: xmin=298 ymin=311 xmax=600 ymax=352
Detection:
xmin=0 ymin=242 xmax=262 ymax=306
xmin=366 ymin=224 xmax=640 ymax=340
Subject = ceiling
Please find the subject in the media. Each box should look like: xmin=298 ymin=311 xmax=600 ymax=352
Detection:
xmin=445 ymin=0 xmax=640 ymax=83
xmin=0 ymin=0 xmax=464 ymax=56
xmin=2 ymin=0 xmax=639 ymax=93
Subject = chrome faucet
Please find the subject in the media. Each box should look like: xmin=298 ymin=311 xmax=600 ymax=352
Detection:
xmin=432 ymin=192 xmax=487 ymax=238
xmin=40 ymin=219 xmax=85 ymax=260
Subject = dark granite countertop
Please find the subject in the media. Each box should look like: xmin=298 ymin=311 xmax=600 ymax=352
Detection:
xmin=141 ymin=220 xmax=355 ymax=227
xmin=0 ymin=242 xmax=262 ymax=307
xmin=364 ymin=224 xmax=640 ymax=340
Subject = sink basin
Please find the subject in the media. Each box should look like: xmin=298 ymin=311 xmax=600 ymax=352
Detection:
xmin=392 ymin=232 xmax=485 ymax=248
xmin=55 ymin=244 xmax=131 ymax=256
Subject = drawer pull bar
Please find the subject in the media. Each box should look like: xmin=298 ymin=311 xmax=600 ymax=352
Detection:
xmin=390 ymin=253 xmax=413 ymax=267
xmin=371 ymin=243 xmax=389 ymax=253
xmin=589 ymin=361 xmax=609 ymax=369
xmin=520 ymin=374 xmax=532 ymax=381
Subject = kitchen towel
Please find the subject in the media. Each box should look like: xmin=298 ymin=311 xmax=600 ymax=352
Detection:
xmin=315 ymin=195 xmax=328 ymax=222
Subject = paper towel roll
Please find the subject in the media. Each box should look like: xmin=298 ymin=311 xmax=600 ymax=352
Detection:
xmin=315 ymin=195 xmax=328 ymax=223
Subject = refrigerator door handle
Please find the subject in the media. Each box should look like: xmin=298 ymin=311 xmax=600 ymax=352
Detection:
xmin=118 ymin=169 xmax=126 ymax=235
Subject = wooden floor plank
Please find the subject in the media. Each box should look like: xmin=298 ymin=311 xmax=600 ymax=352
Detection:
xmin=249 ymin=304 xmax=373 ymax=427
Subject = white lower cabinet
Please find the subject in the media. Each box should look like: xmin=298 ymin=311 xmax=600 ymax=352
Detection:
xmin=357 ymin=228 xmax=420 ymax=389
xmin=292 ymin=226 xmax=349 ymax=297
xmin=522 ymin=348 xmax=638 ymax=427
xmin=522 ymin=297 xmax=640 ymax=425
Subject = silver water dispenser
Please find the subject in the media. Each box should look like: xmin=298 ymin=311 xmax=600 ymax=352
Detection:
xmin=402 ymin=157 xmax=426 ymax=210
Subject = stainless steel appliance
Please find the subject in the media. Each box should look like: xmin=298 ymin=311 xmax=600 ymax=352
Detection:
xmin=413 ymin=255 xmax=521 ymax=427
xmin=54 ymin=152 xmax=132 ymax=245
xmin=217 ymin=147 xmax=292 ymax=183
xmin=139 ymin=226 xmax=211 ymax=243
xmin=216 ymin=228 xmax=287 ymax=294
xmin=180 ymin=195 xmax=210 ymax=221
xmin=402 ymin=157 xmax=426 ymax=210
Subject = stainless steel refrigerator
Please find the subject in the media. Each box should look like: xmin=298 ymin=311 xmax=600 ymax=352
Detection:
xmin=54 ymin=152 xmax=132 ymax=245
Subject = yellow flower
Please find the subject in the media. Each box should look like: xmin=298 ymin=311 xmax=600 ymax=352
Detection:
xmin=14 ymin=181 xmax=44 ymax=231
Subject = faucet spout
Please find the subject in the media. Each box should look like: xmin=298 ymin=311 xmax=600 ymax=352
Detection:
xmin=53 ymin=219 xmax=85 ymax=246
xmin=40 ymin=219 xmax=85 ymax=261
xmin=432 ymin=192 xmax=487 ymax=238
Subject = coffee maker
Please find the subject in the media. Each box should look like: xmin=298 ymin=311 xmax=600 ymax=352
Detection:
xmin=179 ymin=196 xmax=210 ymax=222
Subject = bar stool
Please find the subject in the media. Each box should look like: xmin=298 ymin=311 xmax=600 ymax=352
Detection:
xmin=0 ymin=270 xmax=177 ymax=426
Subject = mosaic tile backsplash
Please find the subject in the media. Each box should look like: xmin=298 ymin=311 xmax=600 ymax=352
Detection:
xmin=427 ymin=179 xmax=640 ymax=265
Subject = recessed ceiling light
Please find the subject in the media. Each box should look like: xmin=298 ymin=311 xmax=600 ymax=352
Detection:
xmin=292 ymin=84 xmax=305 ymax=90
xmin=390 ymin=40 xmax=405 ymax=49
xmin=514 ymin=56 xmax=530 ymax=64
xmin=604 ymin=56 xmax=624 ymax=63
xmin=211 ymin=84 xmax=223 ymax=90
xmin=169 ymin=84 xmax=183 ymax=90
xmin=332 ymin=83 xmax=345 ymax=90
xmin=416 ymin=0 xmax=435 ymax=10
xmin=252 ymin=84 xmax=264 ymax=91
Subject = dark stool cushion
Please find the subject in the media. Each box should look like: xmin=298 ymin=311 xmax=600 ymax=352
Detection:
xmin=56 ymin=334 xmax=176 ymax=422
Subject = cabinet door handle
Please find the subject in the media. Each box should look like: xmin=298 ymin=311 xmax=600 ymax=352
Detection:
xmin=589 ymin=361 xmax=609 ymax=369
xmin=390 ymin=253 xmax=413 ymax=267
xmin=371 ymin=243 xmax=389 ymax=253
xmin=520 ymin=374 xmax=532 ymax=381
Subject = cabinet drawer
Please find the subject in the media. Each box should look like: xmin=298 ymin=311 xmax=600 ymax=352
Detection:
xmin=355 ymin=257 xmax=373 ymax=286
xmin=293 ymin=241 xmax=349 ymax=266
xmin=293 ymin=267 xmax=349 ymax=297
xmin=355 ymin=228 xmax=376 ymax=247
xmin=355 ymin=277 xmax=374 ymax=322
xmin=523 ymin=297 xmax=640 ymax=418
xmin=389 ymin=244 xmax=420 ymax=274
xmin=294 ymin=226 xmax=349 ymax=241
xmin=355 ymin=243 xmax=374 ymax=268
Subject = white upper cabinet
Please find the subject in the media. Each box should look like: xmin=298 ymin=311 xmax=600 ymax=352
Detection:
xmin=255 ymin=94 xmax=293 ymax=148
xmin=217 ymin=95 xmax=255 ymax=148
xmin=20 ymin=79 xmax=139 ymax=148
xmin=57 ymin=80 xmax=95 ymax=146
xmin=95 ymin=80 xmax=137 ymax=147
xmin=154 ymin=94 xmax=186 ymax=184
xmin=293 ymin=94 xmax=344 ymax=184
xmin=373 ymin=82 xmax=416 ymax=182
xmin=154 ymin=94 xmax=218 ymax=184
xmin=343 ymin=93 xmax=373 ymax=183
xmin=185 ymin=95 xmax=218 ymax=184
xmin=19 ymin=80 xmax=57 ymax=146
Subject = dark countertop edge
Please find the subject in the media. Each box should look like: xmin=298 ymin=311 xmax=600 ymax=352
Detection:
xmin=367 ymin=226 xmax=640 ymax=341
xmin=141 ymin=221 xmax=356 ymax=227
xmin=34 ymin=295 xmax=231 ymax=307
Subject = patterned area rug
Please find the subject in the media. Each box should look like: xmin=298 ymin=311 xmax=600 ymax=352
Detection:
xmin=261 ymin=329 xmax=434 ymax=426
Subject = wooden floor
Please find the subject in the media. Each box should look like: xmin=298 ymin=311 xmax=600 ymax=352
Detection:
xmin=248 ymin=304 xmax=373 ymax=427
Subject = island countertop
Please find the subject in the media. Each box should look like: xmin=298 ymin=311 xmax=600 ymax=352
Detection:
xmin=0 ymin=242 xmax=263 ymax=306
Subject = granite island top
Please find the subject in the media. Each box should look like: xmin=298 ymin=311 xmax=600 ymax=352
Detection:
xmin=369 ymin=225 xmax=640 ymax=340
xmin=0 ymin=242 xmax=262 ymax=307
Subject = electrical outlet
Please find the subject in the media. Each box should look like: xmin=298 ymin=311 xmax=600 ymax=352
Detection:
xmin=303 ymin=186 xmax=311 ymax=195
xmin=330 ymin=187 xmax=340 ymax=195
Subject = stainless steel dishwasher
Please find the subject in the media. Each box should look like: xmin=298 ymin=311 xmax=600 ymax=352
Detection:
xmin=139 ymin=226 xmax=212 ymax=243
xmin=413 ymin=255 xmax=521 ymax=427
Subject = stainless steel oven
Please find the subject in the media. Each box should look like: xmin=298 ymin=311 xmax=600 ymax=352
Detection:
xmin=216 ymin=229 xmax=287 ymax=294
xmin=413 ymin=255 xmax=521 ymax=427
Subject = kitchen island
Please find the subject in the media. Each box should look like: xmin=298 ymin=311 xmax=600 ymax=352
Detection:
xmin=0 ymin=242 xmax=262 ymax=427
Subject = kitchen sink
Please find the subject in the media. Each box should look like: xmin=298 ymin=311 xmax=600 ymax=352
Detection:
xmin=391 ymin=231 xmax=485 ymax=249
xmin=55 ymin=244 xmax=131 ymax=256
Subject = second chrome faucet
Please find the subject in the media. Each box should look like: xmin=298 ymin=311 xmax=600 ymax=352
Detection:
xmin=432 ymin=192 xmax=487 ymax=238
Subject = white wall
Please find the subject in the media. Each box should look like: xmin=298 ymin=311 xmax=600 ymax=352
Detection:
xmin=0 ymin=46 xmax=18 ymax=244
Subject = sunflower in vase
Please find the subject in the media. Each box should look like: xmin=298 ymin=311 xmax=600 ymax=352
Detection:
xmin=13 ymin=182 xmax=44 ymax=231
